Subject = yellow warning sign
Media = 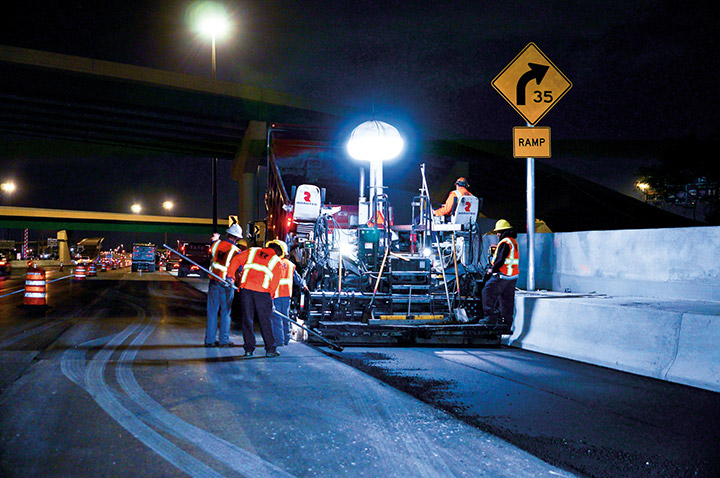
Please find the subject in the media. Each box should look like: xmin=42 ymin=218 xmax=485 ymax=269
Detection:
xmin=513 ymin=126 xmax=551 ymax=158
xmin=492 ymin=43 xmax=572 ymax=125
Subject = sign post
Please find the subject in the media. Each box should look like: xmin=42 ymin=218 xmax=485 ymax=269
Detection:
xmin=492 ymin=43 xmax=571 ymax=291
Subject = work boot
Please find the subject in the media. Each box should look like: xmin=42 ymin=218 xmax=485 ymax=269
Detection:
xmin=265 ymin=351 xmax=280 ymax=358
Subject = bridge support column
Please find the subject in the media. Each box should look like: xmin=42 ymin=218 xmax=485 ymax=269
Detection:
xmin=232 ymin=121 xmax=268 ymax=235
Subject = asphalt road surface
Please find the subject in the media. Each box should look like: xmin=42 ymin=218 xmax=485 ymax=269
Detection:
xmin=1 ymin=269 xmax=718 ymax=477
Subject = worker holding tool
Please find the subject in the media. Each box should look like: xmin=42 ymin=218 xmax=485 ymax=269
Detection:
xmin=205 ymin=223 xmax=244 ymax=348
xmin=267 ymin=240 xmax=308 ymax=347
xmin=482 ymin=219 xmax=519 ymax=329
xmin=433 ymin=177 xmax=474 ymax=217
xmin=233 ymin=243 xmax=285 ymax=357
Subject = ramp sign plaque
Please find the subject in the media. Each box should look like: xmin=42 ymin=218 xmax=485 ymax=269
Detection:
xmin=492 ymin=43 xmax=572 ymax=125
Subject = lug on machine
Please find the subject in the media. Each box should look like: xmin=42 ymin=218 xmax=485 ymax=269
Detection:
xmin=260 ymin=127 xmax=509 ymax=347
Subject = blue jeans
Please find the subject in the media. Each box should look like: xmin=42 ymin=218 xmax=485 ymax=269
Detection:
xmin=271 ymin=297 xmax=291 ymax=346
xmin=206 ymin=280 xmax=234 ymax=345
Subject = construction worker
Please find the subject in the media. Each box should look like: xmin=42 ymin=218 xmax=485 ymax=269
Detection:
xmin=205 ymin=223 xmax=243 ymax=347
xmin=233 ymin=243 xmax=284 ymax=357
xmin=433 ymin=177 xmax=473 ymax=217
xmin=267 ymin=240 xmax=308 ymax=347
xmin=482 ymin=219 xmax=519 ymax=329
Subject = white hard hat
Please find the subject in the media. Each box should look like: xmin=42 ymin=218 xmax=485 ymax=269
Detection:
xmin=226 ymin=224 xmax=243 ymax=238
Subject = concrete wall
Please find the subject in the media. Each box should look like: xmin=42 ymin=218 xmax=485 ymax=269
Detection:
xmin=514 ymin=226 xmax=720 ymax=301
xmin=510 ymin=294 xmax=720 ymax=392
xmin=496 ymin=226 xmax=720 ymax=393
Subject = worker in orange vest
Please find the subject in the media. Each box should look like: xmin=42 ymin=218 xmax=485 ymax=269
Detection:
xmin=205 ymin=224 xmax=244 ymax=347
xmin=433 ymin=177 xmax=473 ymax=218
xmin=231 ymin=243 xmax=284 ymax=357
xmin=266 ymin=240 xmax=308 ymax=347
xmin=482 ymin=219 xmax=519 ymax=329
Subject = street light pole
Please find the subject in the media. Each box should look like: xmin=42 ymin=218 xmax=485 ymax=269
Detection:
xmin=195 ymin=5 xmax=229 ymax=235
xmin=210 ymin=32 xmax=218 ymax=233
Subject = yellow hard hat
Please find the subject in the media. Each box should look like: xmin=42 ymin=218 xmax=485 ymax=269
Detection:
xmin=490 ymin=219 xmax=513 ymax=233
xmin=265 ymin=239 xmax=287 ymax=258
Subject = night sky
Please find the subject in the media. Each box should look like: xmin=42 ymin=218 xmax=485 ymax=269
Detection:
xmin=1 ymin=1 xmax=718 ymax=245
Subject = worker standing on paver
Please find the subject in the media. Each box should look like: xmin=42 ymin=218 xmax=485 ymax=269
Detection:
xmin=266 ymin=240 xmax=308 ymax=347
xmin=482 ymin=219 xmax=519 ymax=328
xmin=433 ymin=177 xmax=474 ymax=218
xmin=233 ymin=243 xmax=284 ymax=357
xmin=205 ymin=224 xmax=243 ymax=347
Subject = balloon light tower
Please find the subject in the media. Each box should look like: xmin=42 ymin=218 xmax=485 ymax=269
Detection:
xmin=346 ymin=120 xmax=404 ymax=225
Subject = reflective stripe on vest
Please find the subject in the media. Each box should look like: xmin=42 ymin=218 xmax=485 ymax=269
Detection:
xmin=210 ymin=241 xmax=239 ymax=280
xmin=275 ymin=260 xmax=295 ymax=298
xmin=495 ymin=237 xmax=519 ymax=277
xmin=240 ymin=248 xmax=281 ymax=289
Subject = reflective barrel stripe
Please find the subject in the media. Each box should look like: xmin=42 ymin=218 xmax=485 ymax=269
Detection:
xmin=24 ymin=268 xmax=47 ymax=305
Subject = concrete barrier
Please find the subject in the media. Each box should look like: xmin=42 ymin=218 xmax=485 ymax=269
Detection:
xmin=512 ymin=226 xmax=720 ymax=302
xmin=489 ymin=225 xmax=720 ymax=392
xmin=508 ymin=292 xmax=720 ymax=393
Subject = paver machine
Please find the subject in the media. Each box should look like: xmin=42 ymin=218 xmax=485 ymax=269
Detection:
xmin=263 ymin=127 xmax=510 ymax=347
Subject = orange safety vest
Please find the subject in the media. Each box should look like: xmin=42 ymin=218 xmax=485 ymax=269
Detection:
xmin=275 ymin=258 xmax=296 ymax=298
xmin=238 ymin=247 xmax=283 ymax=294
xmin=209 ymin=240 xmax=240 ymax=281
xmin=434 ymin=187 xmax=472 ymax=217
xmin=493 ymin=237 xmax=520 ymax=277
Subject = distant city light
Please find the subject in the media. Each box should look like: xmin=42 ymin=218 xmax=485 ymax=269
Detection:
xmin=636 ymin=181 xmax=650 ymax=192
xmin=1 ymin=181 xmax=16 ymax=193
xmin=163 ymin=200 xmax=174 ymax=211
xmin=131 ymin=204 xmax=142 ymax=214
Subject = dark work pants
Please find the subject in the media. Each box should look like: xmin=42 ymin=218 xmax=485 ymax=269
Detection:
xmin=239 ymin=288 xmax=276 ymax=354
xmin=481 ymin=276 xmax=518 ymax=325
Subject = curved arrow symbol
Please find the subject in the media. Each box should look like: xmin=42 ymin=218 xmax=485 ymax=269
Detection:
xmin=516 ymin=63 xmax=549 ymax=105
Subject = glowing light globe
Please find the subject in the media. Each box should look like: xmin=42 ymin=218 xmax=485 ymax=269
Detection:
xmin=347 ymin=120 xmax=404 ymax=162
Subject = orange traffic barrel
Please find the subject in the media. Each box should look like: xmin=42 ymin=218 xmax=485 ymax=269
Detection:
xmin=100 ymin=262 xmax=108 ymax=272
xmin=24 ymin=267 xmax=47 ymax=306
xmin=74 ymin=264 xmax=86 ymax=281
xmin=88 ymin=262 xmax=97 ymax=277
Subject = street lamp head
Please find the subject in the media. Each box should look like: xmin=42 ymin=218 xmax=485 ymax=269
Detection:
xmin=192 ymin=2 xmax=231 ymax=39
xmin=163 ymin=200 xmax=174 ymax=211
xmin=1 ymin=181 xmax=16 ymax=194
xmin=131 ymin=204 xmax=142 ymax=214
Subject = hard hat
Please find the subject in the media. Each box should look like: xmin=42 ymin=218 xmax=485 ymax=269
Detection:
xmin=237 ymin=238 xmax=249 ymax=249
xmin=455 ymin=177 xmax=469 ymax=188
xmin=265 ymin=239 xmax=287 ymax=258
xmin=491 ymin=219 xmax=513 ymax=233
xmin=226 ymin=224 xmax=243 ymax=238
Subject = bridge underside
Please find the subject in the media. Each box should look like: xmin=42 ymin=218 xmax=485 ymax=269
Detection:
xmin=0 ymin=207 xmax=213 ymax=235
